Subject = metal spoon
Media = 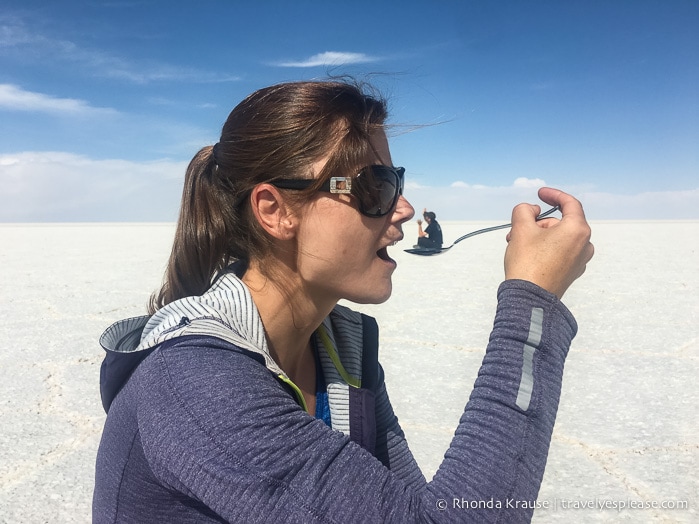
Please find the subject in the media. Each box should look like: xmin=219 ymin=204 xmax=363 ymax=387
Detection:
xmin=404 ymin=206 xmax=560 ymax=256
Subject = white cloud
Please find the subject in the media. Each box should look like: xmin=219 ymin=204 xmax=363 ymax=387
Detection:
xmin=404 ymin=179 xmax=699 ymax=220
xmin=1 ymin=158 xmax=697 ymax=222
xmin=574 ymin=188 xmax=699 ymax=220
xmin=449 ymin=177 xmax=545 ymax=191
xmin=405 ymin=180 xmax=430 ymax=190
xmin=0 ymin=152 xmax=186 ymax=221
xmin=513 ymin=177 xmax=546 ymax=188
xmin=0 ymin=84 xmax=118 ymax=116
xmin=274 ymin=51 xmax=380 ymax=68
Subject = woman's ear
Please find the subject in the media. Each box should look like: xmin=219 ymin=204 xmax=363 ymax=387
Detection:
xmin=249 ymin=184 xmax=297 ymax=240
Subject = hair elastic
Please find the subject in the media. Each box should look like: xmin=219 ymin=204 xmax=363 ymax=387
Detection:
xmin=211 ymin=143 xmax=221 ymax=167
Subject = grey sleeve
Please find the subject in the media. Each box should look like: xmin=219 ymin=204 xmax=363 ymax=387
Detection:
xmin=424 ymin=279 xmax=577 ymax=521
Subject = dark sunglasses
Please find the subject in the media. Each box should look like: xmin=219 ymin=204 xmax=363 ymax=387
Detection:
xmin=271 ymin=165 xmax=405 ymax=218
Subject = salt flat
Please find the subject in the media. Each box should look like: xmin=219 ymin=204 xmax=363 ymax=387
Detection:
xmin=0 ymin=220 xmax=696 ymax=523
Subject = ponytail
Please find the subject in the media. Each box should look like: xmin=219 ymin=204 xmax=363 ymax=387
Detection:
xmin=149 ymin=146 xmax=236 ymax=313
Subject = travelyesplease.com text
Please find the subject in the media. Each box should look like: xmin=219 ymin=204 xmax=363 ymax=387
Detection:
xmin=438 ymin=497 xmax=689 ymax=512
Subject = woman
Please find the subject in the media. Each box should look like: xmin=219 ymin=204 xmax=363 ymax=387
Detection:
xmin=94 ymin=80 xmax=593 ymax=523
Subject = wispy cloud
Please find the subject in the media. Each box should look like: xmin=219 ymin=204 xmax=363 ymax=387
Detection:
xmin=0 ymin=84 xmax=118 ymax=116
xmin=103 ymin=63 xmax=240 ymax=84
xmin=0 ymin=17 xmax=239 ymax=84
xmin=274 ymin=51 xmax=380 ymax=68
xmin=0 ymin=16 xmax=34 ymax=47
xmin=448 ymin=177 xmax=546 ymax=190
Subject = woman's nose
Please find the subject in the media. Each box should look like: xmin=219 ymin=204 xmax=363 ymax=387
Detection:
xmin=393 ymin=195 xmax=415 ymax=224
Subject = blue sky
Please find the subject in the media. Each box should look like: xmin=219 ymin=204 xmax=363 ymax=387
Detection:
xmin=1 ymin=0 xmax=697 ymax=221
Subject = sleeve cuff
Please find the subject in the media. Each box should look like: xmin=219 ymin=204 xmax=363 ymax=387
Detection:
xmin=497 ymin=279 xmax=578 ymax=339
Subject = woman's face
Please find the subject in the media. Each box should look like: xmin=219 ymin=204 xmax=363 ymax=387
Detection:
xmin=294 ymin=130 xmax=415 ymax=306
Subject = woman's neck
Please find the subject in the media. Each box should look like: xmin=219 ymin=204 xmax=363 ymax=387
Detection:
xmin=241 ymin=263 xmax=333 ymax=377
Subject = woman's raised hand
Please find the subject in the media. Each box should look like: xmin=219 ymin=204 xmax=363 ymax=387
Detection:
xmin=504 ymin=187 xmax=594 ymax=299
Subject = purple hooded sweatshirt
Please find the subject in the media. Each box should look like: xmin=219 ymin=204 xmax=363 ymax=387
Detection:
xmin=93 ymin=272 xmax=577 ymax=523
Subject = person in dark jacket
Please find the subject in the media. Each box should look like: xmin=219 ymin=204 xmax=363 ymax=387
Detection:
xmin=93 ymin=79 xmax=594 ymax=523
xmin=416 ymin=208 xmax=443 ymax=249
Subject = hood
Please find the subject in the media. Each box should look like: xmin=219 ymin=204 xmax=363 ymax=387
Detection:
xmin=99 ymin=263 xmax=370 ymax=417
xmin=99 ymin=264 xmax=285 ymax=412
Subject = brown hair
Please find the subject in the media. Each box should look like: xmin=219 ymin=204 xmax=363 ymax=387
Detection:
xmin=149 ymin=80 xmax=388 ymax=313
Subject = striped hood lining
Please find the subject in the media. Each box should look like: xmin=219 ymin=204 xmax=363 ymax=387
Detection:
xmin=99 ymin=267 xmax=370 ymax=436
xmin=100 ymin=268 xmax=282 ymax=376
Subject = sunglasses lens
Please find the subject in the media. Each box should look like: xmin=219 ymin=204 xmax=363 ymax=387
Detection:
xmin=354 ymin=166 xmax=402 ymax=217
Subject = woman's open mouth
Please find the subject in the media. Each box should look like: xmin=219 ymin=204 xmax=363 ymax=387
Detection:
xmin=377 ymin=245 xmax=396 ymax=264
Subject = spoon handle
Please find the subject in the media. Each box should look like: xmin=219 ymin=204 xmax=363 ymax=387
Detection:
xmin=452 ymin=206 xmax=560 ymax=246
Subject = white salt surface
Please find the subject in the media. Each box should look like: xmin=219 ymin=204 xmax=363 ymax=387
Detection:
xmin=0 ymin=220 xmax=696 ymax=523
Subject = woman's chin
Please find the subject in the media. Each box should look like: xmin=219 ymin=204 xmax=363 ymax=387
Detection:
xmin=346 ymin=282 xmax=393 ymax=305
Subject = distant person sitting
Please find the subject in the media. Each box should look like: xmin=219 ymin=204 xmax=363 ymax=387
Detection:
xmin=416 ymin=208 xmax=443 ymax=249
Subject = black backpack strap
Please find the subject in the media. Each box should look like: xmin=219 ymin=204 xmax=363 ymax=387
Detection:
xmin=360 ymin=313 xmax=380 ymax=392
xmin=347 ymin=313 xmax=381 ymax=455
